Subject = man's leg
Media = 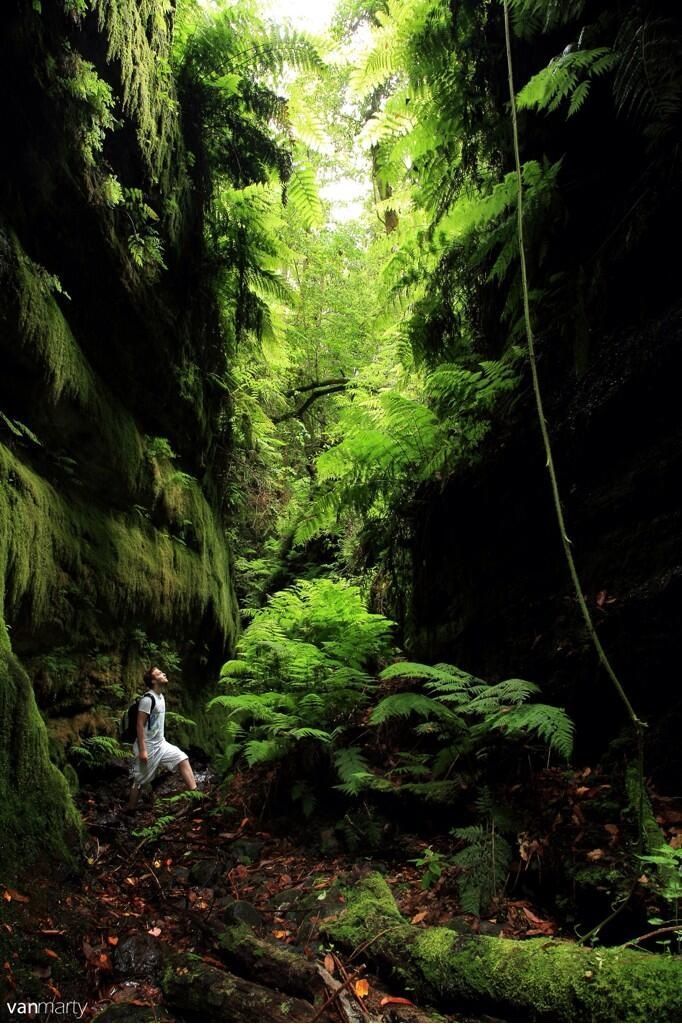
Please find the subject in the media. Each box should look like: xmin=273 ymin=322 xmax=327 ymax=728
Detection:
xmin=127 ymin=782 xmax=141 ymax=811
xmin=178 ymin=758 xmax=197 ymax=791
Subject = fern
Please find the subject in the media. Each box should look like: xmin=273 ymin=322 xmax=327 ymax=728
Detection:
xmin=244 ymin=738 xmax=288 ymax=766
xmin=517 ymin=48 xmax=618 ymax=117
xmin=131 ymin=815 xmax=175 ymax=843
xmin=210 ymin=580 xmax=394 ymax=776
xmin=369 ymin=691 xmax=458 ymax=724
xmin=452 ymin=824 xmax=512 ymax=916
xmin=489 ymin=703 xmax=575 ymax=759
xmin=333 ymin=746 xmax=375 ymax=796
xmin=286 ymin=160 xmax=324 ymax=230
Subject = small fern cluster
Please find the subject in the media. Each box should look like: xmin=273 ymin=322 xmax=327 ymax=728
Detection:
xmin=374 ymin=660 xmax=574 ymax=755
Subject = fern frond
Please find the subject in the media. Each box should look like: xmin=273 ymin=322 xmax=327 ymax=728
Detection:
xmin=517 ymin=48 xmax=618 ymax=117
xmin=369 ymin=692 xmax=456 ymax=724
xmin=490 ymin=703 xmax=574 ymax=759
xmin=244 ymin=738 xmax=289 ymax=766
xmin=286 ymin=160 xmax=324 ymax=230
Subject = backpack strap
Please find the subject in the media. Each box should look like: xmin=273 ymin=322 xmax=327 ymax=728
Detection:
xmin=142 ymin=690 xmax=157 ymax=730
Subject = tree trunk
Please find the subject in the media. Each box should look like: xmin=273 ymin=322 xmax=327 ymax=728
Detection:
xmin=322 ymin=873 xmax=682 ymax=1022
xmin=161 ymin=953 xmax=325 ymax=1022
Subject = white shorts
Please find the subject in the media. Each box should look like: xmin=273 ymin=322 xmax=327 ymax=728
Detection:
xmin=132 ymin=739 xmax=188 ymax=786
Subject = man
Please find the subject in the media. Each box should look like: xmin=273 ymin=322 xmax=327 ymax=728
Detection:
xmin=127 ymin=666 xmax=197 ymax=812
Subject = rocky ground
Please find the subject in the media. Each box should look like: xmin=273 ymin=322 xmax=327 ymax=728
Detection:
xmin=1 ymin=760 xmax=680 ymax=1022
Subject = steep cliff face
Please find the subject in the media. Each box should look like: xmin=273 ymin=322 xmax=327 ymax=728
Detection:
xmin=0 ymin=1 xmax=238 ymax=871
xmin=407 ymin=304 xmax=682 ymax=778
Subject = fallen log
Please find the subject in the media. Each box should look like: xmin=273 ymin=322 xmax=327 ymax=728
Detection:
xmin=161 ymin=952 xmax=326 ymax=1022
xmin=218 ymin=922 xmax=325 ymax=1001
xmin=187 ymin=910 xmax=324 ymax=1001
xmin=321 ymin=873 xmax=682 ymax=1022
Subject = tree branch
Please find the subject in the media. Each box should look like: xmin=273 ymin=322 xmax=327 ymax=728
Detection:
xmin=273 ymin=382 xmax=349 ymax=423
xmin=284 ymin=377 xmax=349 ymax=398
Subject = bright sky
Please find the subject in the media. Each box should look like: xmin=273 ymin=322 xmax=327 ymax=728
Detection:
xmin=261 ymin=0 xmax=372 ymax=223
xmin=262 ymin=0 xmax=338 ymax=35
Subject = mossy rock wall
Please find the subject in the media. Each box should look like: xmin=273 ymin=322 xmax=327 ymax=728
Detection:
xmin=0 ymin=1 xmax=238 ymax=872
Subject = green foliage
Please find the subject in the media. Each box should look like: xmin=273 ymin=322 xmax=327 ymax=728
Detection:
xmin=451 ymin=824 xmax=512 ymax=916
xmin=293 ymin=358 xmax=518 ymax=548
xmin=638 ymin=845 xmax=682 ymax=907
xmin=411 ymin=847 xmax=448 ymax=890
xmin=517 ymin=48 xmax=618 ymax=116
xmin=94 ymin=0 xmax=182 ymax=183
xmin=488 ymin=703 xmax=575 ymax=760
xmin=70 ymin=734 xmax=129 ymax=767
xmin=369 ymin=692 xmax=456 ymax=725
xmin=60 ymin=47 xmax=116 ymax=166
xmin=333 ymin=745 xmax=375 ymax=796
xmin=210 ymin=579 xmax=394 ymax=777
xmin=375 ymin=660 xmax=574 ymax=761
xmin=132 ymin=814 xmax=175 ymax=843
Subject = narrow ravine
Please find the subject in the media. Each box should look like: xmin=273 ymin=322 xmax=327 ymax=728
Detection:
xmin=1 ymin=0 xmax=681 ymax=1021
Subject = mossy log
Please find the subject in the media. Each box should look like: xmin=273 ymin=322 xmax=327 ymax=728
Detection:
xmin=322 ymin=873 xmax=682 ymax=1022
xmin=218 ymin=923 xmax=324 ymax=1001
xmin=161 ymin=953 xmax=325 ymax=1022
xmin=187 ymin=911 xmax=324 ymax=1001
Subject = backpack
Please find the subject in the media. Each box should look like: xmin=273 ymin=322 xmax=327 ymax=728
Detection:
xmin=119 ymin=691 xmax=156 ymax=743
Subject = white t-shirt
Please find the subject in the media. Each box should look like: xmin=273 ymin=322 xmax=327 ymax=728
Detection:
xmin=138 ymin=691 xmax=165 ymax=745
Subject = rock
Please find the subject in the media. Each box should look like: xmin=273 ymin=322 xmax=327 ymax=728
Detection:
xmin=223 ymin=900 xmax=263 ymax=931
xmin=318 ymin=828 xmax=340 ymax=854
xmin=171 ymin=865 xmax=190 ymax=885
xmin=189 ymin=858 xmax=221 ymax=887
xmin=93 ymin=1004 xmax=175 ymax=1022
xmin=230 ymin=838 xmax=264 ymax=864
xmin=272 ymin=887 xmax=307 ymax=915
xmin=112 ymin=933 xmax=163 ymax=979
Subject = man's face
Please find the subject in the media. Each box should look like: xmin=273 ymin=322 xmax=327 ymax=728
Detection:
xmin=151 ymin=667 xmax=168 ymax=687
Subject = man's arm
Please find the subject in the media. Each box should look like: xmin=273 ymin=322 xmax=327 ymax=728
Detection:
xmin=136 ymin=710 xmax=149 ymax=762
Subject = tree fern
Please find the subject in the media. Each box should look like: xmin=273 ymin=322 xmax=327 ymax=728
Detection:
xmin=210 ymin=580 xmax=394 ymax=776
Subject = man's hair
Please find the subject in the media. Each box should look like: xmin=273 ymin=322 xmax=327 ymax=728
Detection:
xmin=143 ymin=667 xmax=156 ymax=687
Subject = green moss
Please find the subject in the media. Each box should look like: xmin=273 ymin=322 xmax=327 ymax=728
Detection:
xmin=11 ymin=233 xmax=145 ymax=494
xmin=326 ymin=872 xmax=404 ymax=949
xmin=0 ymin=647 xmax=81 ymax=876
xmin=62 ymin=762 xmax=79 ymax=794
xmin=93 ymin=0 xmax=188 ymax=204
xmin=0 ymin=442 xmax=236 ymax=643
xmin=324 ymin=873 xmax=682 ymax=1022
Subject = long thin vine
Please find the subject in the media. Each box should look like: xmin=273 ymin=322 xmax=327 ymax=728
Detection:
xmin=501 ymin=0 xmax=647 ymax=925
